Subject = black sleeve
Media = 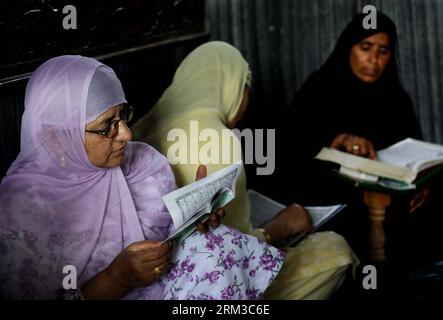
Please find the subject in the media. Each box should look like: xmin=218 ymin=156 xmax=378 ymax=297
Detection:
xmin=399 ymin=89 xmax=423 ymax=140
xmin=375 ymin=87 xmax=423 ymax=149
xmin=267 ymin=73 xmax=337 ymax=204
xmin=279 ymin=73 xmax=337 ymax=162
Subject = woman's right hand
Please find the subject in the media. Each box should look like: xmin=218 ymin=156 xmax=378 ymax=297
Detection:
xmin=261 ymin=204 xmax=313 ymax=245
xmin=107 ymin=240 xmax=172 ymax=289
xmin=82 ymin=240 xmax=172 ymax=299
xmin=330 ymin=133 xmax=377 ymax=160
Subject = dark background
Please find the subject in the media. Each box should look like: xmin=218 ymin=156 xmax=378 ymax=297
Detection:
xmin=0 ymin=0 xmax=208 ymax=177
xmin=1 ymin=0 xmax=443 ymax=299
xmin=207 ymin=0 xmax=443 ymax=143
xmin=1 ymin=0 xmax=443 ymax=179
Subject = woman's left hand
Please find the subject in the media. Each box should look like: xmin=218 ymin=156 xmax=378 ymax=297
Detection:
xmin=194 ymin=165 xmax=225 ymax=233
xmin=330 ymin=133 xmax=377 ymax=160
xmin=409 ymin=186 xmax=431 ymax=213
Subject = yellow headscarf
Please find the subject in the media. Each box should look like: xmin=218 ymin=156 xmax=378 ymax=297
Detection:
xmin=131 ymin=41 xmax=254 ymax=234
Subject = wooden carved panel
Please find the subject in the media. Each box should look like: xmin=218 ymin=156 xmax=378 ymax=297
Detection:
xmin=0 ymin=0 xmax=206 ymax=80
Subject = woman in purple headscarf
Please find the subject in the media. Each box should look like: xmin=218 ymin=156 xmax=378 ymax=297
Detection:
xmin=0 ymin=56 xmax=284 ymax=300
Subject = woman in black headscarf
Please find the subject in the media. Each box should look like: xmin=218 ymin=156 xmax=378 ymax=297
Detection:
xmin=256 ymin=12 xmax=443 ymax=277
xmin=274 ymin=12 xmax=428 ymax=211
xmin=291 ymin=12 xmax=421 ymax=155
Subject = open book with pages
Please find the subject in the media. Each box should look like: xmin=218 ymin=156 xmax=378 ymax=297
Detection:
xmin=315 ymin=138 xmax=443 ymax=191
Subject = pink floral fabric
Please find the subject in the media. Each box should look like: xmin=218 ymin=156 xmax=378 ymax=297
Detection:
xmin=161 ymin=226 xmax=285 ymax=300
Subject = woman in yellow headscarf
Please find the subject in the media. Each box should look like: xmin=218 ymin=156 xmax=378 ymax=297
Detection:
xmin=132 ymin=41 xmax=359 ymax=299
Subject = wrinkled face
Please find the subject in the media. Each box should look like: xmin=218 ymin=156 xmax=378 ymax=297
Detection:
xmin=227 ymin=85 xmax=250 ymax=129
xmin=349 ymin=32 xmax=391 ymax=83
xmin=84 ymin=104 xmax=132 ymax=168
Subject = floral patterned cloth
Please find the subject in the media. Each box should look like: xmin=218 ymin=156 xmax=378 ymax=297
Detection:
xmin=161 ymin=225 xmax=285 ymax=300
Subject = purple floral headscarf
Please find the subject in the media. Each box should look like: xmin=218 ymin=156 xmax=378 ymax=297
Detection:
xmin=0 ymin=56 xmax=176 ymax=299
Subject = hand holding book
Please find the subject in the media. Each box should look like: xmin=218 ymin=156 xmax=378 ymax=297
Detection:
xmin=409 ymin=186 xmax=430 ymax=213
xmin=315 ymin=137 xmax=443 ymax=191
xmin=259 ymin=204 xmax=313 ymax=246
xmin=330 ymin=133 xmax=377 ymax=160
xmin=248 ymin=190 xmax=345 ymax=247
xmin=193 ymin=165 xmax=225 ymax=233
xmin=162 ymin=162 xmax=242 ymax=243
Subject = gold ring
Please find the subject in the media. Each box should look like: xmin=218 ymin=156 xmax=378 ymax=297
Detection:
xmin=153 ymin=266 xmax=162 ymax=275
xmin=351 ymin=144 xmax=360 ymax=151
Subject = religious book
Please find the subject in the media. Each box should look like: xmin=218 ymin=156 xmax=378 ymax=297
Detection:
xmin=162 ymin=162 xmax=242 ymax=243
xmin=315 ymin=138 xmax=443 ymax=190
xmin=247 ymin=189 xmax=346 ymax=246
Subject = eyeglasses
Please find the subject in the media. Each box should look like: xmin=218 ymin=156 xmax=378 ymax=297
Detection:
xmin=86 ymin=105 xmax=134 ymax=138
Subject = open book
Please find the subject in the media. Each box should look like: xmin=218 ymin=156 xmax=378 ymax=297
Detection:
xmin=248 ymin=189 xmax=345 ymax=247
xmin=315 ymin=138 xmax=443 ymax=190
xmin=162 ymin=162 xmax=242 ymax=243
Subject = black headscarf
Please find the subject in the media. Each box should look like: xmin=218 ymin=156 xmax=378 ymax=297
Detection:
xmin=322 ymin=12 xmax=399 ymax=87
xmin=286 ymin=11 xmax=422 ymax=157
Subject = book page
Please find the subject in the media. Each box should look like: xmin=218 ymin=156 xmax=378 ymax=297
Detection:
xmin=165 ymin=207 xmax=211 ymax=243
xmin=165 ymin=188 xmax=236 ymax=243
xmin=339 ymin=166 xmax=379 ymax=183
xmin=377 ymin=138 xmax=443 ymax=172
xmin=305 ymin=204 xmax=345 ymax=229
xmin=378 ymin=178 xmax=416 ymax=190
xmin=163 ymin=162 xmax=242 ymax=239
xmin=316 ymin=147 xmax=415 ymax=183
xmin=247 ymin=189 xmax=345 ymax=246
xmin=248 ymin=189 xmax=285 ymax=228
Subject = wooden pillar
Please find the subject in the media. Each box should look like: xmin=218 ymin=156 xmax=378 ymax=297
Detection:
xmin=363 ymin=190 xmax=391 ymax=262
